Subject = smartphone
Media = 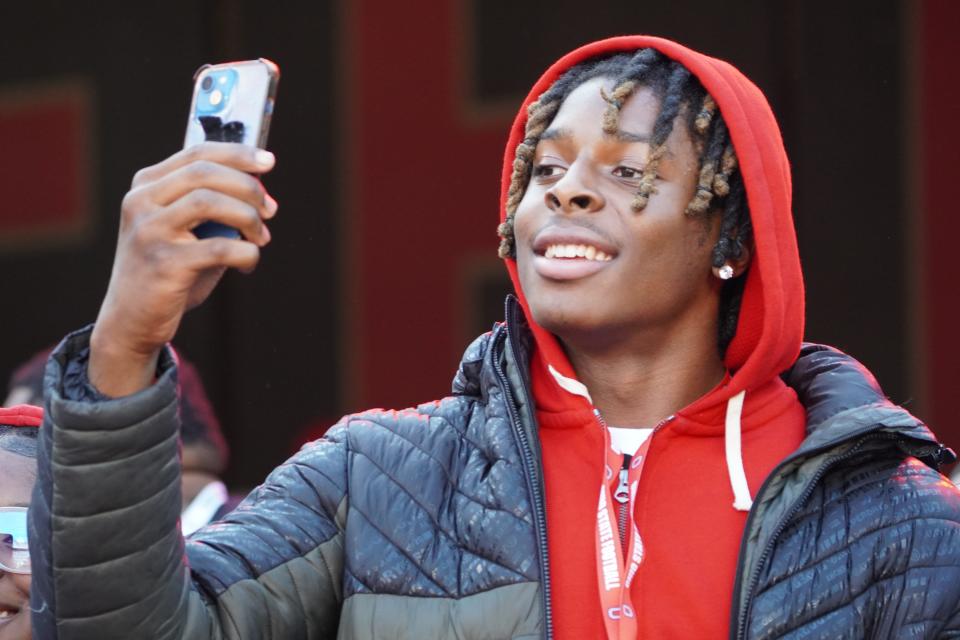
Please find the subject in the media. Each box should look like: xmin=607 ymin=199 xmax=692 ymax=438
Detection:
xmin=185 ymin=58 xmax=280 ymax=239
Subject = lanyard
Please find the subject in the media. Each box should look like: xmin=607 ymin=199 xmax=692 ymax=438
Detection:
xmin=593 ymin=410 xmax=672 ymax=640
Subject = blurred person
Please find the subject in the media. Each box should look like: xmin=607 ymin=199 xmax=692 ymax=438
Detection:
xmin=29 ymin=36 xmax=960 ymax=639
xmin=3 ymin=351 xmax=48 ymax=408
xmin=6 ymin=347 xmax=238 ymax=534
xmin=0 ymin=405 xmax=42 ymax=640
xmin=172 ymin=354 xmax=243 ymax=534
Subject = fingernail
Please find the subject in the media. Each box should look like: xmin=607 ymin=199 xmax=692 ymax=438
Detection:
xmin=255 ymin=150 xmax=275 ymax=168
xmin=262 ymin=225 xmax=272 ymax=244
xmin=264 ymin=195 xmax=279 ymax=218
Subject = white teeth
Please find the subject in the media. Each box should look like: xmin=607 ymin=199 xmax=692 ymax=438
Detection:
xmin=543 ymin=243 xmax=612 ymax=261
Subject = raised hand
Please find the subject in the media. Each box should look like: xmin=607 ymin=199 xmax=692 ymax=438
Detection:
xmin=89 ymin=142 xmax=277 ymax=397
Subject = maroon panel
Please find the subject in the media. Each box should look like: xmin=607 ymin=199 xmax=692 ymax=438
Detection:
xmin=0 ymin=83 xmax=91 ymax=241
xmin=921 ymin=0 xmax=960 ymax=446
xmin=346 ymin=0 xmax=509 ymax=409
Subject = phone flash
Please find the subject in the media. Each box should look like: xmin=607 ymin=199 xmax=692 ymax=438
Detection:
xmin=210 ymin=89 xmax=224 ymax=106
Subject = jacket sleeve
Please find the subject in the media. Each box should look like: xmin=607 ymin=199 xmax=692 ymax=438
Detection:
xmin=29 ymin=327 xmax=347 ymax=639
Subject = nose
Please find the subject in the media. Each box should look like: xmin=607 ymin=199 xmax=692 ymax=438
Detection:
xmin=544 ymin=162 xmax=605 ymax=213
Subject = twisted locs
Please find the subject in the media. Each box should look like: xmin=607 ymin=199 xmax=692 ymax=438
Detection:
xmin=686 ymin=118 xmax=729 ymax=214
xmin=599 ymin=48 xmax=662 ymax=135
xmin=632 ymin=63 xmax=692 ymax=210
xmin=498 ymin=97 xmax=561 ymax=259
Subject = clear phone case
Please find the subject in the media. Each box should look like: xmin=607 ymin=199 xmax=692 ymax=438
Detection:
xmin=185 ymin=58 xmax=279 ymax=239
xmin=184 ymin=58 xmax=279 ymax=149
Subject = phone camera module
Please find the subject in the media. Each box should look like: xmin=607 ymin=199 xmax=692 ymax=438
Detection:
xmin=196 ymin=68 xmax=238 ymax=116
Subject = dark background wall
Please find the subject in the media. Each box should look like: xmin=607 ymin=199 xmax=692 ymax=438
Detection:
xmin=1 ymin=0 xmax=956 ymax=488
xmin=0 ymin=0 xmax=340 ymax=487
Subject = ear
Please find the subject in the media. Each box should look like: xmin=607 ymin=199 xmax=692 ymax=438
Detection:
xmin=729 ymin=242 xmax=752 ymax=276
xmin=712 ymin=241 xmax=753 ymax=280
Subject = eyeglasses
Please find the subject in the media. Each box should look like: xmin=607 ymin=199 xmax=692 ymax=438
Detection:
xmin=0 ymin=507 xmax=29 ymax=575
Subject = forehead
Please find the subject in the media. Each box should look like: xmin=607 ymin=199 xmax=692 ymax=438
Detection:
xmin=0 ymin=450 xmax=36 ymax=507
xmin=550 ymin=76 xmax=661 ymax=133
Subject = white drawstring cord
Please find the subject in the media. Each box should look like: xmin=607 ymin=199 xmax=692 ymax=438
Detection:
xmin=548 ymin=364 xmax=593 ymax=403
xmin=725 ymin=390 xmax=752 ymax=511
xmin=551 ymin=362 xmax=752 ymax=511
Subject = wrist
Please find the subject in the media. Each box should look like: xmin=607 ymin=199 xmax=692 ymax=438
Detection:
xmin=89 ymin=321 xmax=162 ymax=398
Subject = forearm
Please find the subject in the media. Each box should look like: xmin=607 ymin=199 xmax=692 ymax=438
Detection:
xmin=29 ymin=327 xmax=348 ymax=638
xmin=29 ymin=326 xmax=195 ymax=639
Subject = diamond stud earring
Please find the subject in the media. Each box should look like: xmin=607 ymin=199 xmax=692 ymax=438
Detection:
xmin=718 ymin=264 xmax=734 ymax=280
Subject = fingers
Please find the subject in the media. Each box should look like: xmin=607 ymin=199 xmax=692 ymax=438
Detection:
xmin=164 ymin=189 xmax=270 ymax=245
xmin=143 ymin=159 xmax=272 ymax=214
xmin=132 ymin=142 xmax=275 ymax=188
xmin=179 ymin=237 xmax=262 ymax=274
xmin=121 ymin=143 xmax=279 ymax=239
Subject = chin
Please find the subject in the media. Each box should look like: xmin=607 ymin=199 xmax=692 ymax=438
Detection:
xmin=0 ymin=612 xmax=30 ymax=640
xmin=519 ymin=260 xmax=619 ymax=326
xmin=527 ymin=294 xmax=609 ymax=338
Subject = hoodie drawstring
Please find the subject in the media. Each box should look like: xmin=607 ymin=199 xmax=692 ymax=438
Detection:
xmin=725 ymin=390 xmax=752 ymax=511
xmin=549 ymin=363 xmax=752 ymax=511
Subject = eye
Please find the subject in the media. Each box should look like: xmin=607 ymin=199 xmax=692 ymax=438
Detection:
xmin=533 ymin=163 xmax=567 ymax=180
xmin=612 ymin=165 xmax=643 ymax=181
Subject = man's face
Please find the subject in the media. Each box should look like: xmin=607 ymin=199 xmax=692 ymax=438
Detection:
xmin=514 ymin=77 xmax=722 ymax=349
xmin=0 ymin=451 xmax=34 ymax=640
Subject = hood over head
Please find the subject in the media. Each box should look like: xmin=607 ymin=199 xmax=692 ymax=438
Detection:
xmin=499 ymin=36 xmax=804 ymax=415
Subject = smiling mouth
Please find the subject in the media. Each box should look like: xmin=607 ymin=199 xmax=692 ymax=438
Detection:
xmin=541 ymin=243 xmax=614 ymax=261
xmin=0 ymin=606 xmax=19 ymax=623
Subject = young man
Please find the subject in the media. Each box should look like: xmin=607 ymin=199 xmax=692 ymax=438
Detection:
xmin=30 ymin=36 xmax=960 ymax=638
xmin=0 ymin=405 xmax=42 ymax=640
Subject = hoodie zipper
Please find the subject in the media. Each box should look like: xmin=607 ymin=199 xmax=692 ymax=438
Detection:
xmin=615 ymin=454 xmax=632 ymax=553
xmin=594 ymin=409 xmax=674 ymax=560
xmin=497 ymin=309 xmax=554 ymax=639
xmin=731 ymin=431 xmax=897 ymax=639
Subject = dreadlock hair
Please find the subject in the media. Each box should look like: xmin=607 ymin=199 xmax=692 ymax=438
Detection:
xmin=497 ymin=49 xmax=753 ymax=355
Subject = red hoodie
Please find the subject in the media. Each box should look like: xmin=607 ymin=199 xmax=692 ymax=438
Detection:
xmin=498 ymin=37 xmax=806 ymax=637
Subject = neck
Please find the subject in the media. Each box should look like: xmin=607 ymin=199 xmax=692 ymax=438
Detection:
xmin=562 ymin=314 xmax=725 ymax=428
xmin=181 ymin=470 xmax=220 ymax=510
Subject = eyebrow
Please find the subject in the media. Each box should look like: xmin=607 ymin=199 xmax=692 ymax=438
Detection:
xmin=540 ymin=127 xmax=652 ymax=143
xmin=614 ymin=130 xmax=652 ymax=143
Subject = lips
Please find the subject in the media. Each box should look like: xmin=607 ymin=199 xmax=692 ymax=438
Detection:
xmin=0 ymin=584 xmax=25 ymax=627
xmin=530 ymin=227 xmax=618 ymax=281
xmin=0 ymin=604 xmax=20 ymax=626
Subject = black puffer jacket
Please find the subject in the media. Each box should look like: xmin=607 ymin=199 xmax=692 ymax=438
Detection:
xmin=30 ymin=305 xmax=960 ymax=639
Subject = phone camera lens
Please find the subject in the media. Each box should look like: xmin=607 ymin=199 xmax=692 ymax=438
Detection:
xmin=201 ymin=76 xmax=214 ymax=91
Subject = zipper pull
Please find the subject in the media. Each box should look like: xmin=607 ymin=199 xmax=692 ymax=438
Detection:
xmin=614 ymin=454 xmax=631 ymax=504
